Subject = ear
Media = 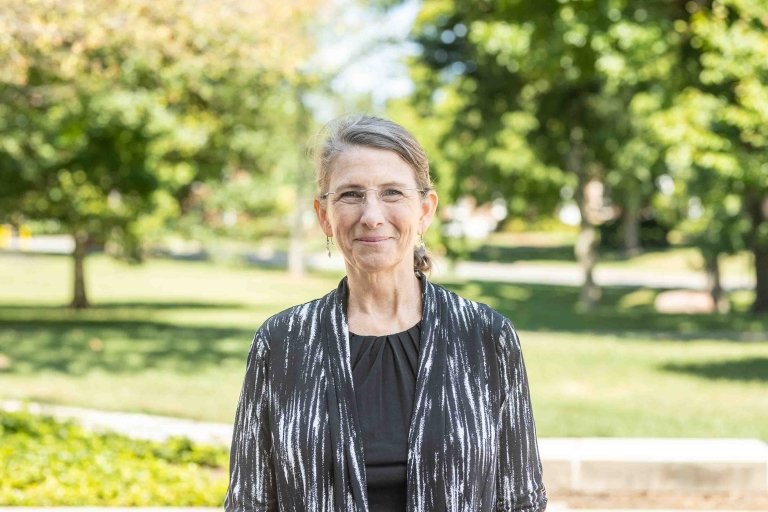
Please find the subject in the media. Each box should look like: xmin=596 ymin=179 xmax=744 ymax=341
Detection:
xmin=314 ymin=198 xmax=334 ymax=237
xmin=418 ymin=190 xmax=439 ymax=233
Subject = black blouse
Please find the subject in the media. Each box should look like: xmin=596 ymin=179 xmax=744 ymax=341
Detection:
xmin=349 ymin=322 xmax=421 ymax=511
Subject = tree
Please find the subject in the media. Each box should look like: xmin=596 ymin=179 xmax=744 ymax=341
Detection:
xmin=0 ymin=0 xmax=320 ymax=307
xmin=407 ymin=0 xmax=680 ymax=309
xmin=650 ymin=0 xmax=768 ymax=313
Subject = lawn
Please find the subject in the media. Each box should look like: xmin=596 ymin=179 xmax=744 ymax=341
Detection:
xmin=472 ymin=231 xmax=754 ymax=278
xmin=0 ymin=252 xmax=766 ymax=439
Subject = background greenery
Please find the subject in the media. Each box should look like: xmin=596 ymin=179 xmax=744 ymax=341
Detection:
xmin=0 ymin=409 xmax=227 ymax=506
xmin=1 ymin=0 xmax=767 ymax=505
xmin=1 ymin=252 xmax=765 ymax=438
xmin=2 ymin=0 xmax=767 ymax=313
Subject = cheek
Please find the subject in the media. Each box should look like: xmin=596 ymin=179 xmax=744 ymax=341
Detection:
xmin=396 ymin=212 xmax=421 ymax=236
xmin=330 ymin=210 xmax=355 ymax=234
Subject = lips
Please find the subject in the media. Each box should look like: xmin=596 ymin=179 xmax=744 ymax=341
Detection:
xmin=355 ymin=236 xmax=391 ymax=243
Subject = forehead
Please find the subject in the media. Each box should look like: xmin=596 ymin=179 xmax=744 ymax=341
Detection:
xmin=329 ymin=146 xmax=417 ymax=188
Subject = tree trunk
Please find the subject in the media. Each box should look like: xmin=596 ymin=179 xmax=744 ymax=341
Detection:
xmin=575 ymin=219 xmax=600 ymax=309
xmin=569 ymin=130 xmax=601 ymax=311
xmin=747 ymin=194 xmax=768 ymax=314
xmin=70 ymin=230 xmax=90 ymax=309
xmin=288 ymin=87 xmax=310 ymax=279
xmin=704 ymin=251 xmax=729 ymax=313
xmin=753 ymin=242 xmax=768 ymax=314
xmin=288 ymin=193 xmax=307 ymax=278
xmin=623 ymin=192 xmax=641 ymax=258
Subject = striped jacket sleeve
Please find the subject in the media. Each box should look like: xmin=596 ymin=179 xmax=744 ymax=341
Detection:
xmin=495 ymin=319 xmax=547 ymax=512
xmin=225 ymin=330 xmax=278 ymax=511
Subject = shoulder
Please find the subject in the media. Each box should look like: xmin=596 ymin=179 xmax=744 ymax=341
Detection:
xmin=253 ymin=286 xmax=338 ymax=351
xmin=426 ymin=279 xmax=511 ymax=333
xmin=426 ymin=279 xmax=521 ymax=352
xmin=257 ymin=297 xmax=328 ymax=342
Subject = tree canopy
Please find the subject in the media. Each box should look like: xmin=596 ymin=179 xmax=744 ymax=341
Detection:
xmin=403 ymin=0 xmax=768 ymax=312
xmin=0 ymin=0 xmax=321 ymax=306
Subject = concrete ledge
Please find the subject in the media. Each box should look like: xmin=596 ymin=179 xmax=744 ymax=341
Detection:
xmin=1 ymin=400 xmax=233 ymax=446
xmin=540 ymin=438 xmax=768 ymax=493
xmin=6 ymin=401 xmax=767 ymax=494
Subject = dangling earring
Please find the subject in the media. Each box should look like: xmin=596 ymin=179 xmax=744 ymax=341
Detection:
xmin=326 ymin=236 xmax=334 ymax=258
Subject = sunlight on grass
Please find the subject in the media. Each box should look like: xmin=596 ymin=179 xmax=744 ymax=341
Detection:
xmin=0 ymin=253 xmax=766 ymax=437
xmin=476 ymin=233 xmax=754 ymax=280
xmin=617 ymin=288 xmax=656 ymax=310
xmin=523 ymin=332 xmax=768 ymax=438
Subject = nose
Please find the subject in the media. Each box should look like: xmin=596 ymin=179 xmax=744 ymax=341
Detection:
xmin=359 ymin=193 xmax=385 ymax=228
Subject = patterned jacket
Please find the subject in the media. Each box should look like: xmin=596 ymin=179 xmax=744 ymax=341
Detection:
xmin=225 ymin=275 xmax=547 ymax=511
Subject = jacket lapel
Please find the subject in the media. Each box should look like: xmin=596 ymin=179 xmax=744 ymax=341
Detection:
xmin=321 ymin=278 xmax=368 ymax=511
xmin=406 ymin=276 xmax=448 ymax=511
xmin=321 ymin=275 xmax=448 ymax=512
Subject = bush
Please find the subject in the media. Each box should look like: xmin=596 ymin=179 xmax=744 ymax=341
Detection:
xmin=0 ymin=410 xmax=228 ymax=506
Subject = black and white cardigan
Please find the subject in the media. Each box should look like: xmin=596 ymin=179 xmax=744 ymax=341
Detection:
xmin=225 ymin=275 xmax=547 ymax=511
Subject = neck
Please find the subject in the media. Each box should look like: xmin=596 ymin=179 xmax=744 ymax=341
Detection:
xmin=345 ymin=264 xmax=422 ymax=336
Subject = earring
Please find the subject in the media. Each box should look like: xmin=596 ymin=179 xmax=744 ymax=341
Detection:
xmin=326 ymin=236 xmax=334 ymax=258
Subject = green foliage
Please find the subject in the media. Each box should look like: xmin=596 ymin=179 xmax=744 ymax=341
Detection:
xmin=402 ymin=1 xmax=692 ymax=310
xmin=1 ymin=252 xmax=766 ymax=437
xmin=407 ymin=0 xmax=682 ymax=207
xmin=0 ymin=409 xmax=227 ymax=506
xmin=642 ymin=0 xmax=768 ymax=310
xmin=404 ymin=0 xmax=768 ymax=310
xmin=599 ymin=216 xmax=671 ymax=251
xmin=0 ymin=0 xmax=324 ymax=305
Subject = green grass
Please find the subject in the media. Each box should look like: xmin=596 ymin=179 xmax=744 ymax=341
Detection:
xmin=0 ymin=252 xmax=766 ymax=439
xmin=473 ymin=232 xmax=753 ymax=278
xmin=525 ymin=332 xmax=767 ymax=438
xmin=0 ymin=253 xmax=335 ymax=422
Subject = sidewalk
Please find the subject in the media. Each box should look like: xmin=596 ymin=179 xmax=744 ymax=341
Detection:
xmin=2 ymin=400 xmax=232 ymax=446
xmin=3 ymin=400 xmax=767 ymax=510
xmin=305 ymin=253 xmax=754 ymax=291
xmin=6 ymin=235 xmax=753 ymax=292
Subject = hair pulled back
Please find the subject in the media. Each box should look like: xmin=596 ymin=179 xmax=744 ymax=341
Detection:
xmin=314 ymin=115 xmax=434 ymax=273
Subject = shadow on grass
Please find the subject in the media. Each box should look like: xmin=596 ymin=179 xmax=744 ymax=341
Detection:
xmin=438 ymin=279 xmax=768 ymax=337
xmin=1 ymin=280 xmax=766 ymax=377
xmin=468 ymin=244 xmax=576 ymax=263
xmin=0 ymin=317 xmax=254 ymax=375
xmin=0 ymin=302 xmax=247 ymax=311
xmin=0 ymin=302 xmax=265 ymax=376
xmin=662 ymin=357 xmax=768 ymax=382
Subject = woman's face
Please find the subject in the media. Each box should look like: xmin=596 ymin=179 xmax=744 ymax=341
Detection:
xmin=314 ymin=146 xmax=438 ymax=277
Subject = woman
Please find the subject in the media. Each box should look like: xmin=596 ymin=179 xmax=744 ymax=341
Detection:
xmin=225 ymin=115 xmax=547 ymax=511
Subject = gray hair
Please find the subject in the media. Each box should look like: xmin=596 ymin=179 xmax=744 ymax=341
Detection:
xmin=314 ymin=115 xmax=435 ymax=273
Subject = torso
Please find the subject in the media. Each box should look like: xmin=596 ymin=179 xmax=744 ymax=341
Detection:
xmin=349 ymin=322 xmax=421 ymax=511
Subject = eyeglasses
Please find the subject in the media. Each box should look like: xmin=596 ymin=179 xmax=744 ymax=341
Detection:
xmin=320 ymin=187 xmax=425 ymax=206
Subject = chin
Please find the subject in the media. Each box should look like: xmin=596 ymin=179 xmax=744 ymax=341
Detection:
xmin=349 ymin=253 xmax=407 ymax=274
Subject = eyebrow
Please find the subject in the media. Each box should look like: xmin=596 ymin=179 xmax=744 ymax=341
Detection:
xmin=332 ymin=181 xmax=412 ymax=190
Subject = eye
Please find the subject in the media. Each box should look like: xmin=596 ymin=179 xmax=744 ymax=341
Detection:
xmin=337 ymin=190 xmax=365 ymax=202
xmin=380 ymin=188 xmax=406 ymax=201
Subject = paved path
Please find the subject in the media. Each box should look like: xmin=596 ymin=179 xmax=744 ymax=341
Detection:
xmin=453 ymin=261 xmax=754 ymax=291
xmin=2 ymin=400 xmax=232 ymax=446
xmin=5 ymin=236 xmax=754 ymax=291
xmin=305 ymin=254 xmax=754 ymax=291
xmin=4 ymin=400 xmax=767 ymax=498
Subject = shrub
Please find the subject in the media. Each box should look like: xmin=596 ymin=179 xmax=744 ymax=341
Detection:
xmin=0 ymin=410 xmax=228 ymax=505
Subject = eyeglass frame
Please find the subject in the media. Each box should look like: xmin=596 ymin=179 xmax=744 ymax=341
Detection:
xmin=318 ymin=186 xmax=428 ymax=205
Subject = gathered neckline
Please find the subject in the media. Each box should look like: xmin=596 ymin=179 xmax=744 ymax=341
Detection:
xmin=349 ymin=321 xmax=421 ymax=339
